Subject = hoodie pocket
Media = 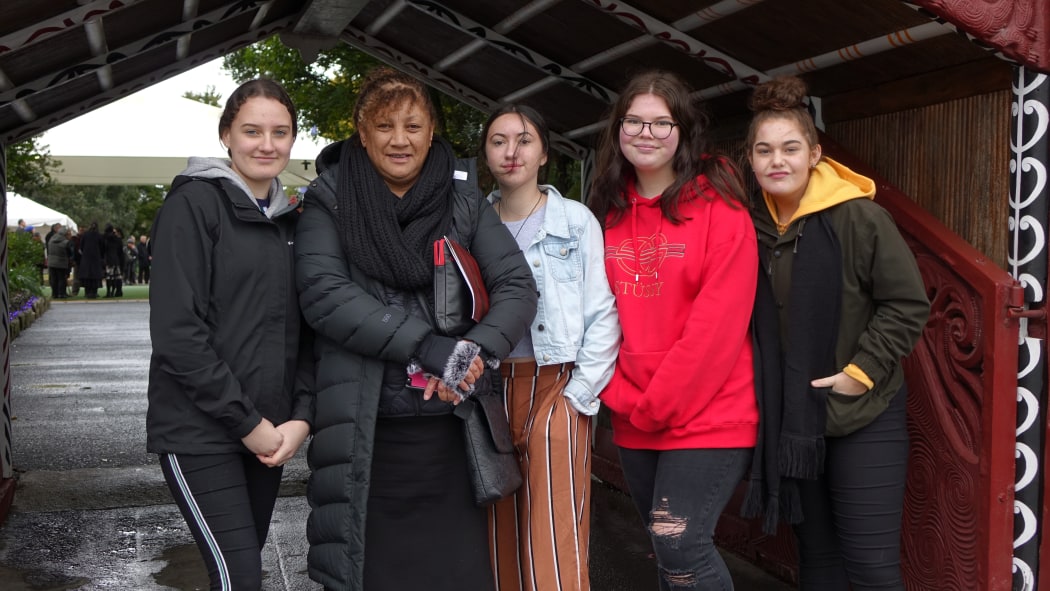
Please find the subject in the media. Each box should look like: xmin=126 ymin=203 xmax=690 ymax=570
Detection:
xmin=602 ymin=349 xmax=666 ymax=417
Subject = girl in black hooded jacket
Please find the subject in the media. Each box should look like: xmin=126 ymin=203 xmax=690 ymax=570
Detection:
xmin=146 ymin=79 xmax=313 ymax=591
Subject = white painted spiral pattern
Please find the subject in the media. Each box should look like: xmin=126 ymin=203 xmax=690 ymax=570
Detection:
xmin=1011 ymin=68 xmax=1049 ymax=591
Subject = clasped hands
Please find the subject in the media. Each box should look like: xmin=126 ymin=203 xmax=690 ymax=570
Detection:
xmin=242 ymin=418 xmax=310 ymax=468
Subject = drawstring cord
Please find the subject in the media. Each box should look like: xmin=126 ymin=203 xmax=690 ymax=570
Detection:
xmin=629 ymin=197 xmax=663 ymax=282
xmin=793 ymin=217 xmax=807 ymax=254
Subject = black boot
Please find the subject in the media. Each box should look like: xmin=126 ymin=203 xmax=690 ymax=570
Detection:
xmin=114 ymin=278 xmax=123 ymax=297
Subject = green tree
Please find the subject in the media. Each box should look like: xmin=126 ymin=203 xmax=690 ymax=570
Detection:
xmin=24 ymin=184 xmax=164 ymax=237
xmin=223 ymin=37 xmax=580 ymax=196
xmin=225 ymin=38 xmax=493 ymax=152
xmin=223 ymin=38 xmax=377 ymax=142
xmin=6 ymin=137 xmax=57 ymax=195
xmin=184 ymin=85 xmax=223 ymax=107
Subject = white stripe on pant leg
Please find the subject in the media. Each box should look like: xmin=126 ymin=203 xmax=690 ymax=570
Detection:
xmin=541 ymin=399 xmax=564 ymax=591
xmin=562 ymin=403 xmax=585 ymax=591
xmin=165 ymin=454 xmax=232 ymax=590
xmin=521 ymin=372 xmax=541 ymax=591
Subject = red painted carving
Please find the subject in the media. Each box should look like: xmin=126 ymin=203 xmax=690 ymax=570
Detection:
xmin=917 ymin=0 xmax=1050 ymax=72
xmin=899 ymin=243 xmax=983 ymax=591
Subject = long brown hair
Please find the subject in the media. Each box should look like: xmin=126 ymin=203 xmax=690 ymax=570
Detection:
xmin=588 ymin=70 xmax=747 ymax=228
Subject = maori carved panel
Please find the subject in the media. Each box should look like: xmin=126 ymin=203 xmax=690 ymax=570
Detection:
xmin=916 ymin=0 xmax=1050 ymax=72
xmin=900 ymin=241 xmax=983 ymax=591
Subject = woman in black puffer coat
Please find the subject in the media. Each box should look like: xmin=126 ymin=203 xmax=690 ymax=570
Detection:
xmin=295 ymin=67 xmax=537 ymax=591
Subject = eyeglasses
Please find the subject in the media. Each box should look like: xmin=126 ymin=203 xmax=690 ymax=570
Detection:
xmin=619 ymin=117 xmax=678 ymax=139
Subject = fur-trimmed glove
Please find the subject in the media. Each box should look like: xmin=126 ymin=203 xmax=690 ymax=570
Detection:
xmin=414 ymin=334 xmax=482 ymax=395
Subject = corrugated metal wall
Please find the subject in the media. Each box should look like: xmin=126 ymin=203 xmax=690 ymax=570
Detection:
xmin=827 ymin=91 xmax=1012 ymax=267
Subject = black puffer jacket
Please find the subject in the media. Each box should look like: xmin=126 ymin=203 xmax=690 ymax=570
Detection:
xmin=296 ymin=140 xmax=537 ymax=590
xmin=146 ymin=176 xmax=314 ymax=454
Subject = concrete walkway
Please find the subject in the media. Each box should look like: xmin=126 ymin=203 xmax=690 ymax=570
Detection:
xmin=0 ymin=300 xmax=795 ymax=590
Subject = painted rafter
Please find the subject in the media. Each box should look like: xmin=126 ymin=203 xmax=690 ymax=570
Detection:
xmin=572 ymin=0 xmax=765 ymax=74
xmin=1 ymin=17 xmax=297 ymax=145
xmin=0 ymin=0 xmax=148 ymax=56
xmin=694 ymin=19 xmax=955 ymax=101
xmin=340 ymin=25 xmax=589 ymax=160
xmin=404 ymin=0 xmax=617 ymax=104
xmin=580 ymin=0 xmax=766 ymax=85
xmin=0 ymin=1 xmax=279 ymax=119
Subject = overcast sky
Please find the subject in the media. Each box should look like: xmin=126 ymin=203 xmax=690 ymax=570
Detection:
xmin=139 ymin=57 xmax=240 ymax=102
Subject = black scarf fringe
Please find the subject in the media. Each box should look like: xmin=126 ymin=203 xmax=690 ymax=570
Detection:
xmin=777 ymin=434 xmax=826 ymax=480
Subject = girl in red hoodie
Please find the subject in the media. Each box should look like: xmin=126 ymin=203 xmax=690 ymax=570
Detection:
xmin=588 ymin=70 xmax=759 ymax=590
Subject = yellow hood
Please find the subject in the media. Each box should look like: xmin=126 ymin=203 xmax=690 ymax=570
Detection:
xmin=763 ymin=157 xmax=875 ymax=228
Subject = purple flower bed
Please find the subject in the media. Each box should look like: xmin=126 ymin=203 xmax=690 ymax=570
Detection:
xmin=8 ymin=294 xmax=38 ymax=323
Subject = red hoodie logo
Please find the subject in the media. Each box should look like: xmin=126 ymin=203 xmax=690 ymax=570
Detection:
xmin=606 ymin=232 xmax=685 ymax=278
xmin=606 ymin=232 xmax=686 ymax=298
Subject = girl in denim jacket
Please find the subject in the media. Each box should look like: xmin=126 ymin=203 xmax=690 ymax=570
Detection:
xmin=481 ymin=105 xmax=621 ymax=591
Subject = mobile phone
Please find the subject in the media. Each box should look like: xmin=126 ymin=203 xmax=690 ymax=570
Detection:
xmin=407 ymin=371 xmax=429 ymax=390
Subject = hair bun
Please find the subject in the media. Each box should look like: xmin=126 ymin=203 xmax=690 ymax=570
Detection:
xmin=748 ymin=75 xmax=808 ymax=113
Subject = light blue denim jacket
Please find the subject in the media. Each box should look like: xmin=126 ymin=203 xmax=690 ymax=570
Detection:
xmin=488 ymin=185 xmax=621 ymax=415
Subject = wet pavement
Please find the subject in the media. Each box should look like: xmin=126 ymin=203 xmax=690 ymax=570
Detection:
xmin=0 ymin=300 xmax=795 ymax=590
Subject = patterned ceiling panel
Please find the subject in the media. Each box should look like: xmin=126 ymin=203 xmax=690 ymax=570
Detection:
xmin=0 ymin=0 xmax=1044 ymax=151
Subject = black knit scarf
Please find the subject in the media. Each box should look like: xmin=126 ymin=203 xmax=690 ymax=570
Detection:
xmin=334 ymin=134 xmax=455 ymax=289
xmin=743 ymin=212 xmax=842 ymax=534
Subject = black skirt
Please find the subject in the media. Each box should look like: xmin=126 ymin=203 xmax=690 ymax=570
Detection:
xmin=364 ymin=414 xmax=495 ymax=591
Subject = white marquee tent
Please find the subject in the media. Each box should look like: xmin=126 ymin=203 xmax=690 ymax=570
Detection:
xmin=36 ymin=91 xmax=326 ymax=187
xmin=6 ymin=193 xmax=78 ymax=232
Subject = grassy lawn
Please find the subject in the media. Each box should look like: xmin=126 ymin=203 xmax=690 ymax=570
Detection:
xmin=45 ymin=283 xmax=150 ymax=301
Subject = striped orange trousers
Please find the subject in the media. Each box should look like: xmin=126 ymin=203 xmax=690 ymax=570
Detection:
xmin=489 ymin=360 xmax=592 ymax=591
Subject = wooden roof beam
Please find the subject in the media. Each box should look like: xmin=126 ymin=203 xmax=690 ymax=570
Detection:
xmin=339 ymin=25 xmax=590 ymax=160
xmin=408 ymin=0 xmax=616 ymax=104
xmin=282 ymin=0 xmax=369 ymax=63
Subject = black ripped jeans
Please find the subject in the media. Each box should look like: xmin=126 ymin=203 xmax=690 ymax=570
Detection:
xmin=618 ymin=446 xmax=752 ymax=591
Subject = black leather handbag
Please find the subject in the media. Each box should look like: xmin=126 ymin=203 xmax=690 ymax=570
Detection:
xmin=453 ymin=378 xmax=523 ymax=507
xmin=433 ymin=235 xmax=521 ymax=506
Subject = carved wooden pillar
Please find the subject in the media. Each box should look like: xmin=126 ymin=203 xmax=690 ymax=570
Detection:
xmin=1011 ymin=67 xmax=1050 ymax=591
xmin=0 ymin=143 xmax=13 ymax=525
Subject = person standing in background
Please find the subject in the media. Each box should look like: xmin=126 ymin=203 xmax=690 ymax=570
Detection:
xmin=46 ymin=226 xmax=70 ymax=299
xmin=480 ymin=104 xmax=620 ymax=591
xmin=587 ymin=70 xmax=759 ymax=591
xmin=124 ymin=237 xmax=138 ymax=285
xmin=77 ymin=222 xmax=104 ymax=299
xmin=102 ymin=224 xmax=124 ymax=297
xmin=68 ymin=227 xmax=82 ymax=296
xmin=137 ymin=234 xmax=150 ymax=285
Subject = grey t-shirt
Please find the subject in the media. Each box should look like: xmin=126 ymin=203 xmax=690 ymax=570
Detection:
xmin=503 ymin=204 xmax=546 ymax=359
